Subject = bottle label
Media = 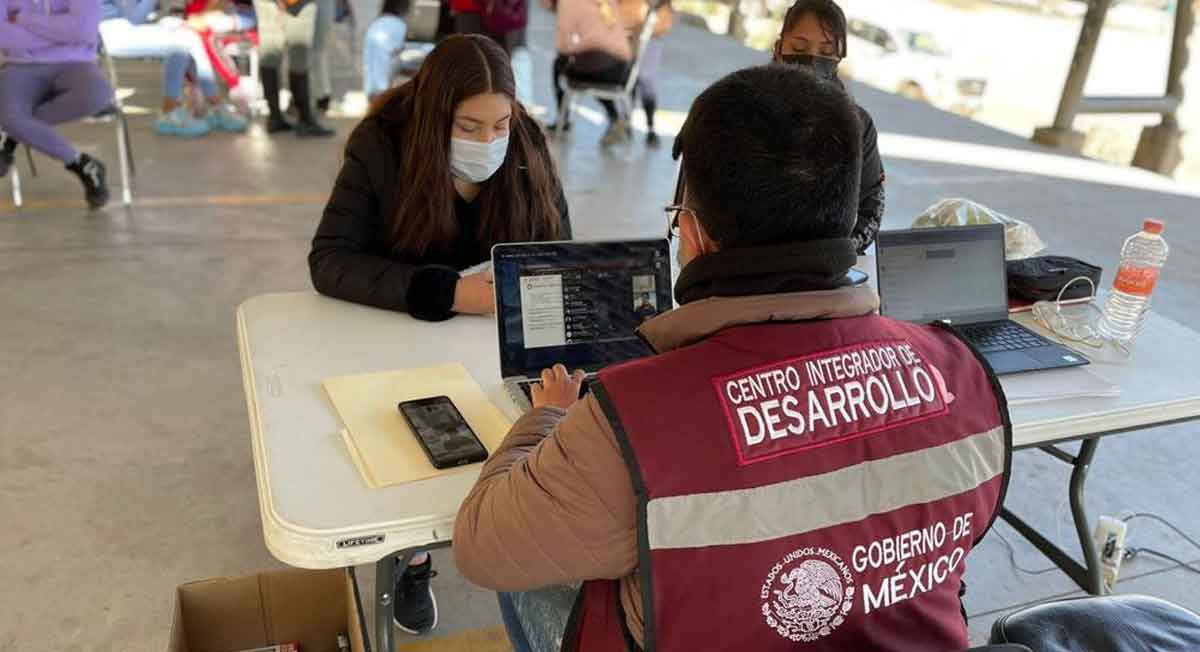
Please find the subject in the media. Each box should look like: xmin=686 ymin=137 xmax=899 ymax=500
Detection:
xmin=1113 ymin=264 xmax=1160 ymax=297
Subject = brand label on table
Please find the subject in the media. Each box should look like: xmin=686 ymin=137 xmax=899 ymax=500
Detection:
xmin=336 ymin=534 xmax=385 ymax=549
xmin=1113 ymin=264 xmax=1160 ymax=297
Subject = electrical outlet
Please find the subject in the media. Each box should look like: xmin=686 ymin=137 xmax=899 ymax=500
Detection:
xmin=1094 ymin=516 xmax=1128 ymax=591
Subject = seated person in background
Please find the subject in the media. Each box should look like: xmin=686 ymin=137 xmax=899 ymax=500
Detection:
xmin=100 ymin=0 xmax=248 ymax=137
xmin=363 ymin=0 xmax=409 ymax=102
xmin=310 ymin=34 xmax=571 ymax=322
xmin=774 ymin=0 xmax=884 ymax=253
xmin=0 ymin=0 xmax=112 ymax=209
xmin=543 ymin=0 xmax=633 ymax=146
xmin=454 ymin=65 xmax=1010 ymax=652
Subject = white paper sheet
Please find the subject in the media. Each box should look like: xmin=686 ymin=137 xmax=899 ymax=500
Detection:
xmin=1000 ymin=366 xmax=1121 ymax=405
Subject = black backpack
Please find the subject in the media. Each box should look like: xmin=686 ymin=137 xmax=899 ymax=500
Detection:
xmin=1006 ymin=256 xmax=1103 ymax=302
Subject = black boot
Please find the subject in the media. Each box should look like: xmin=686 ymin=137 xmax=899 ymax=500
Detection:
xmin=0 ymin=137 xmax=16 ymax=178
xmin=261 ymin=66 xmax=293 ymax=134
xmin=66 ymin=153 xmax=109 ymax=210
xmin=289 ymin=73 xmax=335 ymax=138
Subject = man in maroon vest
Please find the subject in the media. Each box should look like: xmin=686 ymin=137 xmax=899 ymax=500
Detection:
xmin=455 ymin=64 xmax=1011 ymax=652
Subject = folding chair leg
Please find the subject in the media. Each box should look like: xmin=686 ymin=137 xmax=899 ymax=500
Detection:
xmin=11 ymin=164 xmax=22 ymax=208
xmin=24 ymin=145 xmax=37 ymax=177
xmin=115 ymin=113 xmax=133 ymax=206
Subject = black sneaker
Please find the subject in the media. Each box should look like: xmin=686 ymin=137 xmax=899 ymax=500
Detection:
xmin=67 ymin=154 xmax=109 ymax=210
xmin=316 ymin=96 xmax=331 ymax=114
xmin=394 ymin=557 xmax=438 ymax=635
xmin=646 ymin=130 xmax=661 ymax=148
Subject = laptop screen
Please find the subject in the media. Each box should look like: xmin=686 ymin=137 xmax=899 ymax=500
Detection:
xmin=493 ymin=240 xmax=673 ymax=377
xmin=876 ymin=224 xmax=1008 ymax=325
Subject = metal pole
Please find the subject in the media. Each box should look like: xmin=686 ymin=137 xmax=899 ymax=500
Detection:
xmin=375 ymin=552 xmax=410 ymax=652
xmin=1050 ymin=0 xmax=1115 ymax=130
xmin=1162 ymin=0 xmax=1194 ymax=129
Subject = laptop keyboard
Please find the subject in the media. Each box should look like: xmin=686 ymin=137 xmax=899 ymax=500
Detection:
xmin=959 ymin=322 xmax=1048 ymax=354
xmin=517 ymin=377 xmax=594 ymax=403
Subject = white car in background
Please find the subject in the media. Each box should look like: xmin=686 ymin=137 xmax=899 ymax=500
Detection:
xmin=836 ymin=8 xmax=987 ymax=116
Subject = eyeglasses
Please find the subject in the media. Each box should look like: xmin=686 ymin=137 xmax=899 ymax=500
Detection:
xmin=664 ymin=204 xmax=692 ymax=241
xmin=1029 ymin=276 xmax=1130 ymax=358
xmin=1032 ymin=301 xmax=1105 ymax=350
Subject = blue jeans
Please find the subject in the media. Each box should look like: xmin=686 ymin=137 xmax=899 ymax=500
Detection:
xmin=99 ymin=17 xmax=219 ymax=100
xmin=363 ymin=14 xmax=406 ymax=100
xmin=498 ymin=585 xmax=580 ymax=652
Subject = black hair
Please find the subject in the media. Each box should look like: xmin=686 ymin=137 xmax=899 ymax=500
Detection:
xmin=672 ymin=65 xmax=862 ymax=248
xmin=780 ymin=0 xmax=848 ymax=58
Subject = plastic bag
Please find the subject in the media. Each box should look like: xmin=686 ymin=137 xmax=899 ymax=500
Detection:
xmin=911 ymin=198 xmax=1046 ymax=260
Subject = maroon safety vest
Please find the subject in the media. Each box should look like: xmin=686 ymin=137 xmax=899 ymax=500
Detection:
xmin=563 ymin=314 xmax=1010 ymax=652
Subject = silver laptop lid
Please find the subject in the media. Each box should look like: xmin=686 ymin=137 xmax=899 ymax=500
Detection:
xmin=876 ymin=224 xmax=1008 ymax=325
xmin=492 ymin=239 xmax=672 ymax=378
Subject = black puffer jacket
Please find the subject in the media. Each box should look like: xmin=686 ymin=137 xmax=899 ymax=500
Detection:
xmin=309 ymin=115 xmax=571 ymax=321
xmin=852 ymin=104 xmax=885 ymax=254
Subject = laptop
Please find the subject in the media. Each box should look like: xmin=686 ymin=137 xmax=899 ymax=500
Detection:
xmin=876 ymin=224 xmax=1089 ymax=375
xmin=493 ymin=239 xmax=674 ymax=412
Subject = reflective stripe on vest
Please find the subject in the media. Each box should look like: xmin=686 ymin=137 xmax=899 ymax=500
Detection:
xmin=564 ymin=315 xmax=1011 ymax=652
xmin=646 ymin=426 xmax=1005 ymax=551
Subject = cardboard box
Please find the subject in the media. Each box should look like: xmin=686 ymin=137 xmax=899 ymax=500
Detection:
xmin=167 ymin=569 xmax=367 ymax=652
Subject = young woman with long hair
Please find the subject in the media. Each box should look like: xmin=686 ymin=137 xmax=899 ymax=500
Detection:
xmin=311 ymin=34 xmax=570 ymax=325
xmin=309 ymin=34 xmax=570 ymax=635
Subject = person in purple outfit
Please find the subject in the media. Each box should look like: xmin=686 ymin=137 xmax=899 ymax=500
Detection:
xmin=1 ymin=0 xmax=112 ymax=209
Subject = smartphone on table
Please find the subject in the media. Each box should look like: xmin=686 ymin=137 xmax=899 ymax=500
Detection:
xmin=398 ymin=396 xmax=489 ymax=469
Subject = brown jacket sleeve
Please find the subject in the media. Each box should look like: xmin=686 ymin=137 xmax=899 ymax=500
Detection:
xmin=453 ymin=396 xmax=638 ymax=591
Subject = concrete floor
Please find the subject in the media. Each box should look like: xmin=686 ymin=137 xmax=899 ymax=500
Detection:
xmin=2 ymin=7 xmax=1199 ymax=651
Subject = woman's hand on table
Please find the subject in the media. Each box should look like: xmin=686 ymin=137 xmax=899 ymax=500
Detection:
xmin=452 ymin=270 xmax=496 ymax=315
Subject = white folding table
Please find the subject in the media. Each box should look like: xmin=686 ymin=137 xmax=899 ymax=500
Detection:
xmin=237 ymin=292 xmax=525 ymax=652
xmin=237 ymin=288 xmax=1200 ymax=652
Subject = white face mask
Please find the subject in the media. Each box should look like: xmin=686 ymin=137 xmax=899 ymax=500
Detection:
xmin=450 ymin=135 xmax=510 ymax=183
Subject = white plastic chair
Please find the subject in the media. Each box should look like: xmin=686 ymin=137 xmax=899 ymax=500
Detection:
xmin=554 ymin=4 xmax=659 ymax=140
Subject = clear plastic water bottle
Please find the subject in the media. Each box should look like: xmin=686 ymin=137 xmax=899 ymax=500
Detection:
xmin=1098 ymin=219 xmax=1169 ymax=345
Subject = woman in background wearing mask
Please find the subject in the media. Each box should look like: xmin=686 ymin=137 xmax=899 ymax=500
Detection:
xmin=311 ymin=35 xmax=570 ymax=327
xmin=774 ymin=0 xmax=884 ymax=253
